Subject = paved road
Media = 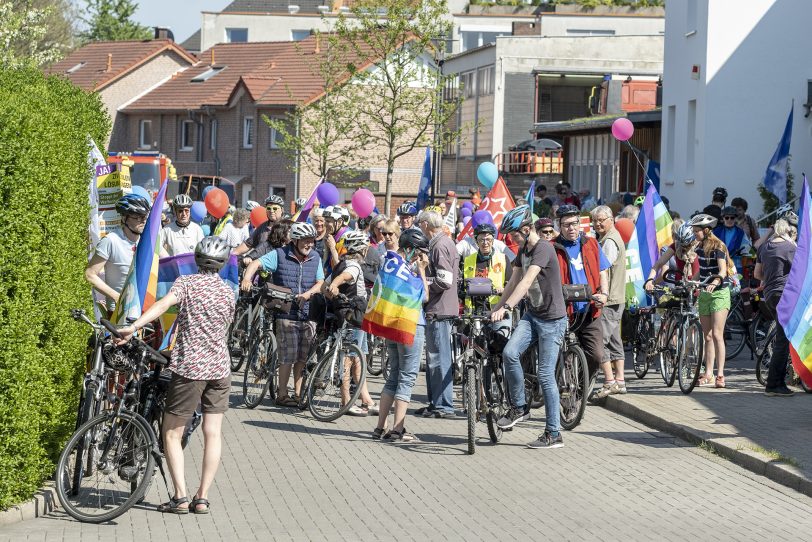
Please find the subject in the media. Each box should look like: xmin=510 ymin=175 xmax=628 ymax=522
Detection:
xmin=2 ymin=373 xmax=812 ymax=541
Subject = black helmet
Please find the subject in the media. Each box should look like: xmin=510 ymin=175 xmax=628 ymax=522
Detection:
xmin=555 ymin=204 xmax=580 ymax=219
xmin=116 ymin=193 xmax=151 ymax=217
xmin=194 ymin=236 xmax=231 ymax=271
xmin=473 ymin=223 xmax=497 ymax=238
xmin=499 ymin=205 xmax=533 ymax=235
xmin=712 ymin=187 xmax=728 ymax=201
xmin=721 ymin=206 xmax=738 ymax=218
xmin=399 ymin=228 xmax=429 ymax=253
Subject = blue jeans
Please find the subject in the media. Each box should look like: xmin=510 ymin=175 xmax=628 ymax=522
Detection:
xmin=503 ymin=314 xmax=567 ymax=433
xmin=382 ymin=325 xmax=425 ymax=402
xmin=425 ymin=319 xmax=454 ymax=414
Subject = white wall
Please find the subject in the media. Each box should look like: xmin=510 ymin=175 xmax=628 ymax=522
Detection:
xmin=661 ymin=0 xmax=812 ymax=218
xmin=201 ymin=12 xmax=337 ymax=50
xmin=539 ymin=14 xmax=664 ymax=37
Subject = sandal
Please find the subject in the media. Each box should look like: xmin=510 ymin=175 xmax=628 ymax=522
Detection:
xmin=275 ymin=395 xmax=298 ymax=407
xmin=191 ymin=496 xmax=210 ymax=514
xmin=383 ymin=428 xmax=419 ymax=444
xmin=698 ymin=375 xmax=714 ymax=387
xmin=715 ymin=375 xmax=726 ymax=388
xmin=157 ymin=495 xmax=189 ymax=514
xmin=372 ymin=426 xmax=388 ymax=440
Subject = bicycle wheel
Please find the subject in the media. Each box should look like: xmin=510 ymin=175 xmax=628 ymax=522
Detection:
xmin=659 ymin=318 xmax=678 ymax=387
xmin=367 ymin=336 xmax=384 ymax=376
xmin=678 ymin=319 xmax=704 ymax=394
xmin=751 ymin=313 xmax=772 ymax=358
xmin=724 ymin=305 xmax=747 ymax=360
xmin=755 ymin=324 xmax=776 ymax=386
xmin=520 ymin=344 xmax=543 ymax=409
xmin=483 ymin=364 xmax=504 ymax=443
xmin=465 ymin=365 xmax=477 ymax=455
xmin=309 ymin=342 xmax=366 ymax=422
xmin=56 ymin=410 xmax=155 ymax=524
xmin=228 ymin=303 xmax=251 ymax=372
xmin=242 ymin=330 xmax=274 ymax=408
xmin=633 ymin=313 xmax=652 ymax=379
xmin=558 ymin=344 xmax=588 ymax=431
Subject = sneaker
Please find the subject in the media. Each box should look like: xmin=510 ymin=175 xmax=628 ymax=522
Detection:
xmin=765 ymin=386 xmax=795 ymax=397
xmin=365 ymin=403 xmax=380 ymax=415
xmin=432 ymin=410 xmax=461 ymax=420
xmin=347 ymin=405 xmax=369 ymax=416
xmin=415 ymin=406 xmax=435 ymax=417
xmin=615 ymin=381 xmax=627 ymax=394
xmin=592 ymin=382 xmax=621 ymax=400
xmin=496 ymin=406 xmax=530 ymax=429
xmin=526 ymin=430 xmax=564 ymax=449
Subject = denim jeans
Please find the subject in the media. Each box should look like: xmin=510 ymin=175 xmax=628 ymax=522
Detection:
xmin=503 ymin=313 xmax=567 ymax=433
xmin=382 ymin=325 xmax=425 ymax=402
xmin=425 ymin=319 xmax=454 ymax=414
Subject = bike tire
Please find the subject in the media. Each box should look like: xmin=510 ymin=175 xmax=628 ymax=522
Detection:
xmin=724 ymin=305 xmax=747 ymax=360
xmin=751 ymin=313 xmax=772 ymax=359
xmin=659 ymin=318 xmax=678 ymax=387
xmin=756 ymin=324 xmax=776 ymax=386
xmin=56 ymin=410 xmax=156 ymax=524
xmin=678 ymin=319 xmax=704 ymax=394
xmin=466 ymin=365 xmax=477 ymax=455
xmin=559 ymin=344 xmax=588 ymax=431
xmin=228 ymin=304 xmax=250 ymax=372
xmin=520 ymin=344 xmax=543 ymax=409
xmin=243 ymin=330 xmax=273 ymax=408
xmin=367 ymin=336 xmax=384 ymax=376
xmin=483 ymin=365 xmax=504 ymax=444
xmin=633 ymin=313 xmax=652 ymax=379
xmin=309 ymin=342 xmax=366 ymax=422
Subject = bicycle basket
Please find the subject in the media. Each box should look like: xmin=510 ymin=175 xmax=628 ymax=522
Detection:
xmin=102 ymin=342 xmax=136 ymax=372
xmin=263 ymin=284 xmax=293 ymax=313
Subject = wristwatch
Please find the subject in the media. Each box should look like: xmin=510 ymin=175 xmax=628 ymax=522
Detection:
xmin=503 ymin=303 xmax=513 ymax=312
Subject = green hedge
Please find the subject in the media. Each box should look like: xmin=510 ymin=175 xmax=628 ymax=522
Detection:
xmin=0 ymin=66 xmax=110 ymax=509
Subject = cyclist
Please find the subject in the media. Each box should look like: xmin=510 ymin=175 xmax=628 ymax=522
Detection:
xmin=689 ymin=213 xmax=732 ymax=388
xmin=731 ymin=197 xmax=761 ymax=246
xmin=323 ymin=205 xmax=350 ymax=270
xmin=240 ymin=222 xmax=324 ymax=405
xmin=376 ymin=218 xmax=400 ymax=261
xmin=490 ymin=204 xmax=568 ymax=449
xmin=312 ymin=207 xmax=327 ymax=260
xmin=714 ymin=205 xmax=752 ymax=272
xmin=551 ymin=204 xmax=611 ymax=397
xmin=321 ymin=230 xmax=377 ymax=416
xmin=232 ymin=194 xmax=285 ymax=260
xmin=218 ymin=209 xmax=250 ymax=248
xmin=86 ymin=194 xmax=150 ymax=314
xmin=645 ymin=222 xmax=700 ymax=287
xmin=294 ymin=197 xmax=307 ymax=213
xmin=456 ymin=210 xmax=515 ymax=262
xmin=160 ymin=194 xmax=204 ymax=257
xmin=535 ymin=217 xmax=556 ymax=241
xmin=373 ymin=229 xmax=430 ymax=443
xmin=115 ymin=236 xmax=235 ymax=515
xmin=397 ymin=200 xmax=419 ymax=232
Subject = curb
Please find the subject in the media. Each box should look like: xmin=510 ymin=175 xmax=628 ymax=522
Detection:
xmin=0 ymin=483 xmax=58 ymax=527
xmin=602 ymin=395 xmax=812 ymax=498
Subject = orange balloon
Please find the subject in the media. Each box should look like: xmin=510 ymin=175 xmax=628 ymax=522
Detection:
xmin=615 ymin=218 xmax=635 ymax=244
xmin=204 ymin=187 xmax=229 ymax=219
xmin=250 ymin=206 xmax=266 ymax=228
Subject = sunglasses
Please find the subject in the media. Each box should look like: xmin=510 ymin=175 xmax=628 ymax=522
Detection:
xmin=266 ymin=205 xmax=282 ymax=212
xmin=723 ymin=216 xmax=736 ymax=220
xmin=381 ymin=231 xmax=396 ymax=236
xmin=541 ymin=229 xmax=554 ymax=234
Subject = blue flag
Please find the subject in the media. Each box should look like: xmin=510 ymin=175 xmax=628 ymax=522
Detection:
xmin=525 ymin=180 xmax=536 ymax=215
xmin=416 ymin=147 xmax=432 ymax=210
xmin=763 ymin=104 xmax=793 ymax=204
xmin=646 ymin=159 xmax=660 ymax=192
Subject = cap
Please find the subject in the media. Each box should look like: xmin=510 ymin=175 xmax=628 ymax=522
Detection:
xmin=446 ymin=190 xmax=456 ymax=198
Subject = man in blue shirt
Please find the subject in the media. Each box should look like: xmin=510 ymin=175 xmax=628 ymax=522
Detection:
xmin=714 ymin=205 xmax=752 ymax=272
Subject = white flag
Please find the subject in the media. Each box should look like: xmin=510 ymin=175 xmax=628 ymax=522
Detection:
xmin=87 ymin=136 xmax=105 ymax=251
xmin=444 ymin=198 xmax=457 ymax=230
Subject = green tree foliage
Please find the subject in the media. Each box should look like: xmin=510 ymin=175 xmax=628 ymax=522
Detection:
xmin=79 ymin=0 xmax=151 ymax=43
xmin=0 ymin=66 xmax=110 ymax=509
xmin=757 ymin=156 xmax=797 ymax=225
xmin=0 ymin=1 xmax=65 ymax=68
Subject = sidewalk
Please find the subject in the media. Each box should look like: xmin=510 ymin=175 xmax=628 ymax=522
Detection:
xmin=601 ymin=348 xmax=812 ymax=496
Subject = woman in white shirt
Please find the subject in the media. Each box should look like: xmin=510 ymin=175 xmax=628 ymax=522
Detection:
xmin=218 ymin=209 xmax=250 ymax=248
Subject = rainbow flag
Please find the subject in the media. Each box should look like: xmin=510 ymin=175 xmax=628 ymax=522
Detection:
xmin=113 ymin=180 xmax=168 ymax=324
xmin=362 ymin=251 xmax=425 ymax=345
xmin=777 ymin=176 xmax=812 ymax=388
xmin=625 ymin=182 xmax=673 ymax=307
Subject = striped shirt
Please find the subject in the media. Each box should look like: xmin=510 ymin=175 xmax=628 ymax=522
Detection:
xmin=695 ymin=246 xmax=728 ymax=285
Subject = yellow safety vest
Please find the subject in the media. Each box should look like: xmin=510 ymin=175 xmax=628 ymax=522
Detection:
xmin=463 ymin=251 xmax=506 ymax=308
xmin=213 ymin=213 xmax=233 ymax=236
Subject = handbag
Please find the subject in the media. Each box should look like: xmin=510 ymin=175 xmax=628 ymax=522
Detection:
xmin=561 ymin=283 xmax=592 ymax=303
xmin=263 ymin=283 xmax=293 ymax=313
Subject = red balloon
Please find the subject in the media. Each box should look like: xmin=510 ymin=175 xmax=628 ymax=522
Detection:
xmin=204 ymin=187 xmax=229 ymax=219
xmin=250 ymin=206 xmax=266 ymax=228
xmin=615 ymin=218 xmax=635 ymax=244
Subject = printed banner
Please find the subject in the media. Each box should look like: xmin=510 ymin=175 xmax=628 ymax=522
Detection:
xmin=362 ymin=251 xmax=425 ymax=345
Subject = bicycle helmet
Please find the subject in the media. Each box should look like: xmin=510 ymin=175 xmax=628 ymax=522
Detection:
xmin=194 ymin=236 xmax=231 ymax=272
xmin=535 ymin=217 xmax=553 ymax=231
xmin=342 ymin=230 xmax=370 ymax=254
xmin=295 ymin=197 xmax=307 ymax=208
xmin=721 ymin=205 xmax=738 ymax=218
xmin=399 ymin=228 xmax=429 ymax=253
xmin=115 ymin=193 xmax=151 ymax=217
xmin=397 ymin=201 xmax=418 ymax=217
xmin=473 ymin=223 xmax=497 ymax=238
xmin=555 ymin=204 xmax=580 ymax=219
xmin=499 ymin=205 xmax=533 ymax=235
xmin=264 ymin=194 xmax=285 ymax=206
xmin=674 ymin=223 xmax=696 ymax=246
xmin=634 ymin=195 xmax=645 ymax=206
xmin=290 ymin=222 xmax=317 ymax=240
xmin=712 ymin=186 xmax=728 ymax=201
xmin=338 ymin=206 xmax=351 ymax=223
xmin=776 ymin=203 xmax=793 ymax=218
xmin=245 ymin=200 xmax=260 ymax=211
xmin=688 ymin=213 xmax=717 ymax=229
xmin=322 ymin=205 xmax=344 ymax=222
xmin=172 ymin=193 xmax=193 ymax=209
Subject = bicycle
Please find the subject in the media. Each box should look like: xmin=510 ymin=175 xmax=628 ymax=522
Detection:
xmin=366 ymin=333 xmax=387 ymax=377
xmin=631 ymin=305 xmax=656 ymax=379
xmin=756 ymin=322 xmax=812 ymax=392
xmin=55 ymin=319 xmax=170 ymax=524
xmin=228 ymin=284 xmax=263 ymax=372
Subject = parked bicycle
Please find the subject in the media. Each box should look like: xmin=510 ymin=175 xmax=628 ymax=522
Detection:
xmin=756 ymin=321 xmax=812 ymax=393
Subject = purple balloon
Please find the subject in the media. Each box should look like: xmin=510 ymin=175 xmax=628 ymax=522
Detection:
xmin=460 ymin=207 xmax=472 ymax=218
xmin=461 ymin=201 xmax=474 ymax=210
xmin=462 ymin=216 xmax=471 ymax=226
xmin=471 ymin=210 xmax=494 ymax=228
xmin=316 ymin=182 xmax=340 ymax=207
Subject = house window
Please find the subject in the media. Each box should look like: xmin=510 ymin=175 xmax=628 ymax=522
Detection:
xmin=271 ymin=186 xmax=286 ymax=202
xmin=226 ymin=28 xmax=248 ymax=43
xmin=180 ymin=120 xmax=194 ymax=151
xmin=478 ymin=66 xmax=494 ymax=96
xmin=460 ymin=71 xmax=475 ymax=99
xmin=291 ymin=30 xmax=310 ymax=41
xmin=243 ymin=117 xmax=254 ymax=148
xmin=210 ymin=119 xmax=217 ymax=150
xmin=269 ymin=120 xmax=284 ymax=149
xmin=139 ymin=120 xmax=152 ymax=149
xmin=460 ymin=30 xmax=509 ymax=52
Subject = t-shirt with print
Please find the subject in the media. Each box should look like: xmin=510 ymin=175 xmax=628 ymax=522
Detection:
xmin=93 ymin=228 xmax=136 ymax=310
xmin=561 ymin=237 xmax=611 ymax=313
xmin=512 ymin=239 xmax=566 ymax=320
xmin=168 ymin=273 xmax=236 ymax=380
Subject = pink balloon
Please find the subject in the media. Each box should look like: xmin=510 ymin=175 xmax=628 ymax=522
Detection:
xmin=612 ymin=118 xmax=634 ymax=142
xmin=351 ymin=188 xmax=376 ymax=218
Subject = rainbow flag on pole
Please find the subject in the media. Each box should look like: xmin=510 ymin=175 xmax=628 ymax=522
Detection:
xmin=625 ymin=182 xmax=674 ymax=307
xmin=777 ymin=175 xmax=812 ymax=388
xmin=362 ymin=251 xmax=425 ymax=345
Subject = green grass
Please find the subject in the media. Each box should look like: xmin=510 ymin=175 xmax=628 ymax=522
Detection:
xmin=736 ymin=444 xmax=801 ymax=468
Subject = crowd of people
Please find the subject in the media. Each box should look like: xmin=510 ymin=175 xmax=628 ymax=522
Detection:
xmin=89 ymin=181 xmax=799 ymax=513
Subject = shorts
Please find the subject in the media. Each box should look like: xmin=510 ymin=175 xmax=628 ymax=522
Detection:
xmin=698 ymin=287 xmax=730 ymax=316
xmin=276 ymin=318 xmax=316 ymax=365
xmin=351 ymin=327 xmax=368 ymax=355
xmin=165 ymin=373 xmax=230 ymax=417
xmin=600 ymin=304 xmax=624 ymax=362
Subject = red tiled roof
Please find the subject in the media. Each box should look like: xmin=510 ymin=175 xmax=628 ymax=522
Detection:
xmin=46 ymin=40 xmax=197 ymax=91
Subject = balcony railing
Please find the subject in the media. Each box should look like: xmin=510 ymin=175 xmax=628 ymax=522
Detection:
xmin=494 ymin=150 xmax=563 ymax=175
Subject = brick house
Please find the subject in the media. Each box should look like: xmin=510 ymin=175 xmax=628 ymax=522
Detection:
xmin=117 ymin=35 xmax=431 ymax=210
xmin=45 ymin=39 xmax=196 ymax=148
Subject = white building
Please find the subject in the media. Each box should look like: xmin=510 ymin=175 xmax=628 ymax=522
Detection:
xmin=661 ymin=0 xmax=812 ymax=218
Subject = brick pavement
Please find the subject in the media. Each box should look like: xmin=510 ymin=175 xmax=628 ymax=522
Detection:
xmin=3 ymin=370 xmax=812 ymax=541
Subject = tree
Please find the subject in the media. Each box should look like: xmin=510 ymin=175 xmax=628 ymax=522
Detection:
xmin=79 ymin=0 xmax=151 ymax=43
xmin=335 ymin=0 xmax=464 ymax=215
xmin=757 ymin=155 xmax=797 ymax=225
xmin=264 ymin=30 xmax=370 ymax=184
xmin=0 ymin=1 xmax=64 ymax=68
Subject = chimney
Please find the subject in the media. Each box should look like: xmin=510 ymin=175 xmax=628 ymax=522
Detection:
xmin=106 ymin=53 xmax=112 ymax=72
xmin=154 ymin=27 xmax=174 ymax=41
xmin=211 ymin=48 xmax=215 ymax=65
xmin=315 ymin=33 xmax=320 ymax=54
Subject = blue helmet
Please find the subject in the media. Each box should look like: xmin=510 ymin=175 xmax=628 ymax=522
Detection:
xmin=397 ymin=201 xmax=418 ymax=217
xmin=499 ymin=205 xmax=532 ymax=235
xmin=115 ymin=193 xmax=151 ymax=216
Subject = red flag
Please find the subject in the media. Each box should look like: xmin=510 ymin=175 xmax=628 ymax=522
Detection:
xmin=456 ymin=178 xmax=516 ymax=242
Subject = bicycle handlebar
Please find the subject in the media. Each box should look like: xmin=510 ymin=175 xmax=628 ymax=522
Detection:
xmin=99 ymin=318 xmax=168 ymax=366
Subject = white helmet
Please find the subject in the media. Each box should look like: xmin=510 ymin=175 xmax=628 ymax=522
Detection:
xmin=688 ymin=213 xmax=718 ymax=229
xmin=323 ymin=205 xmax=344 ymax=222
xmin=338 ymin=206 xmax=351 ymax=223
xmin=290 ymin=222 xmax=317 ymax=240
xmin=245 ymin=200 xmax=260 ymax=211
xmin=342 ymin=230 xmax=370 ymax=254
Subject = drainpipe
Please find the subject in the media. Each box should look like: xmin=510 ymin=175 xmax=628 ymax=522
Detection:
xmin=203 ymin=106 xmax=221 ymax=177
xmin=294 ymin=112 xmax=301 ymax=200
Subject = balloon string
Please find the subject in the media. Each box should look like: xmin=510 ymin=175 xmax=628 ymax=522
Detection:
xmin=624 ymin=140 xmax=652 ymax=189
